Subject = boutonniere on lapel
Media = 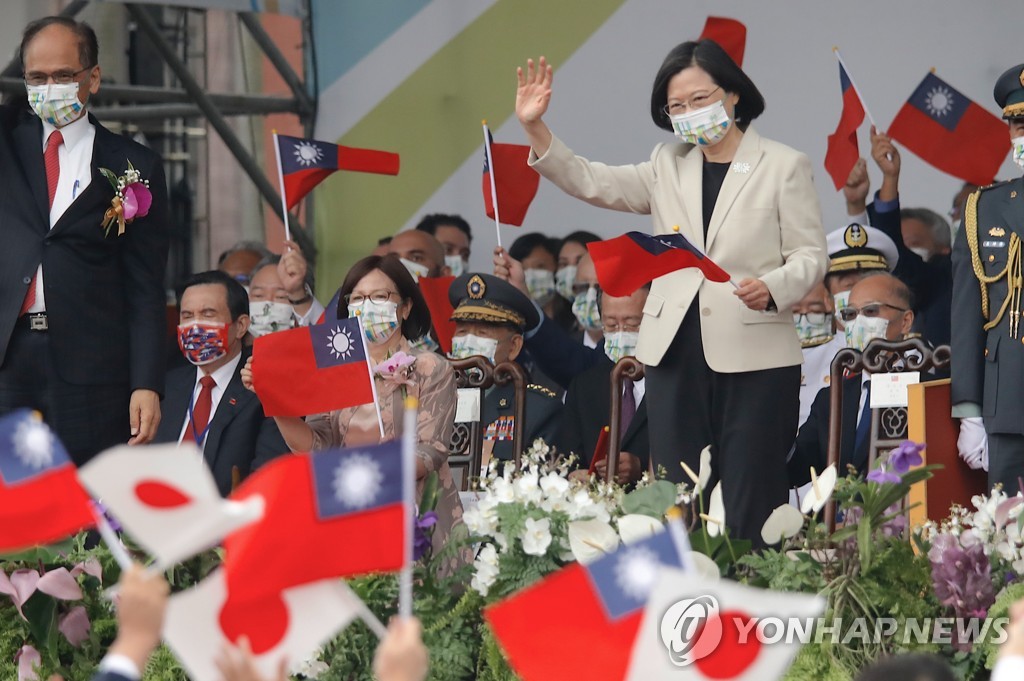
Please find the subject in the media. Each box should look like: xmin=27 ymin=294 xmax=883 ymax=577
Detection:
xmin=98 ymin=160 xmax=152 ymax=237
xmin=373 ymin=350 xmax=416 ymax=398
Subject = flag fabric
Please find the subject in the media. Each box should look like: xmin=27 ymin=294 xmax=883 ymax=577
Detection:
xmin=417 ymin=275 xmax=456 ymax=355
xmin=275 ymin=134 xmax=400 ymax=210
xmin=252 ymin=316 xmax=375 ymax=417
xmin=698 ymin=17 xmax=746 ymax=67
xmin=888 ymin=71 xmax=1008 ymax=186
xmin=0 ymin=410 xmax=94 ymax=552
xmin=624 ymin=567 xmax=825 ymax=680
xmin=78 ymin=444 xmax=264 ymax=568
xmin=482 ymin=131 xmax=540 ymax=227
xmin=223 ymin=441 xmax=407 ymax=605
xmin=587 ymin=231 xmax=731 ymax=296
xmin=316 ymin=287 xmax=343 ymax=325
xmin=485 ymin=528 xmax=687 ymax=681
xmin=824 ymin=61 xmax=866 ymax=191
xmin=587 ymin=426 xmax=610 ymax=474
xmin=164 ymin=568 xmax=360 ymax=681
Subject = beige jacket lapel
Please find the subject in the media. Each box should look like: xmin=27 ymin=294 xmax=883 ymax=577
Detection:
xmin=706 ymin=127 xmax=765 ymax=251
xmin=674 ymin=145 xmax=706 ymax=251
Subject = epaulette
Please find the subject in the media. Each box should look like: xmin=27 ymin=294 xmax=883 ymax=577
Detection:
xmin=976 ymin=178 xmax=1013 ymax=194
xmin=527 ymin=383 xmax=557 ymax=398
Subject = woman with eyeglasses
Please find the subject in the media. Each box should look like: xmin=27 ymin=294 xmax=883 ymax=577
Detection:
xmin=242 ymin=254 xmax=464 ymax=569
xmin=509 ymin=41 xmax=828 ymax=546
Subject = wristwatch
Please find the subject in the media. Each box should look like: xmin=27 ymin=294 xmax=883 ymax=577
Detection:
xmin=289 ymin=283 xmax=313 ymax=305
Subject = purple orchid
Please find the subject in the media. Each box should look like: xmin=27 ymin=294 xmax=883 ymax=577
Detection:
xmin=413 ymin=511 xmax=438 ymax=562
xmin=889 ymin=440 xmax=925 ymax=474
xmin=867 ymin=465 xmax=901 ymax=485
xmin=121 ymin=182 xmax=153 ymax=221
xmin=928 ymin=530 xmax=995 ymax=651
xmin=375 ymin=351 xmax=416 ymax=376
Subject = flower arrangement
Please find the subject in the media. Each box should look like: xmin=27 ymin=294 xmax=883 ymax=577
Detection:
xmin=99 ymin=161 xmax=152 ymax=237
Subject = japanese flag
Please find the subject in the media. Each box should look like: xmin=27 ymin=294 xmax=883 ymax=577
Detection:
xmin=163 ymin=568 xmax=360 ymax=681
xmin=625 ymin=568 xmax=825 ymax=680
xmin=78 ymin=444 xmax=264 ymax=567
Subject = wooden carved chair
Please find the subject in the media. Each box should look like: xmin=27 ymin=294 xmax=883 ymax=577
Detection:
xmin=447 ymin=357 xmax=527 ymax=491
xmin=824 ymin=337 xmax=951 ymax=532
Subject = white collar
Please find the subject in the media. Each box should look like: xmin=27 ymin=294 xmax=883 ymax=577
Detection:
xmin=42 ymin=111 xmax=92 ymax=153
xmin=194 ymin=351 xmax=242 ymax=391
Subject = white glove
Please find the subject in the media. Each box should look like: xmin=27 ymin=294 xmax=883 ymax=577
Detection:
xmin=957 ymin=417 xmax=989 ymax=471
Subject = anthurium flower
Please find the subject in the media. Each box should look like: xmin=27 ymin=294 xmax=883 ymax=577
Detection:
xmin=0 ymin=567 xmax=83 ymax=620
xmin=705 ymin=482 xmax=726 ymax=537
xmin=617 ymin=514 xmax=663 ymax=545
xmin=761 ymin=503 xmax=805 ymax=545
xmin=889 ymin=440 xmax=925 ymax=474
xmin=681 ymin=445 xmax=712 ymax=496
xmin=58 ymin=605 xmax=91 ymax=647
xmin=800 ymin=465 xmax=838 ymax=515
xmin=689 ymin=551 xmax=721 ymax=582
xmin=568 ymin=518 xmax=619 ymax=564
xmin=16 ymin=644 xmax=40 ymax=681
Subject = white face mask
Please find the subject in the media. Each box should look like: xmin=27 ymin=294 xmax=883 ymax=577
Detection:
xmin=248 ymin=300 xmax=295 ymax=338
xmin=445 ymin=255 xmax=466 ymax=278
xmin=832 ymin=290 xmax=851 ymax=330
xmin=1011 ymin=134 xmax=1024 ymax=169
xmin=669 ymin=99 xmax=732 ymax=147
xmin=844 ymin=315 xmax=890 ymax=352
xmin=571 ymin=286 xmax=601 ymax=331
xmin=400 ymin=258 xmax=430 ymax=282
xmin=555 ymin=265 xmax=577 ymax=300
xmin=347 ymin=299 xmax=400 ymax=345
xmin=604 ymin=331 xmax=640 ymax=364
xmin=26 ymin=82 xmax=86 ymax=128
xmin=524 ymin=268 xmax=556 ymax=303
xmin=909 ymin=247 xmax=931 ymax=261
xmin=449 ymin=333 xmax=499 ymax=363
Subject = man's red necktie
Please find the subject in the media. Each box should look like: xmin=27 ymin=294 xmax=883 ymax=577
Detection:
xmin=183 ymin=375 xmax=217 ymax=444
xmin=20 ymin=130 xmax=64 ymax=315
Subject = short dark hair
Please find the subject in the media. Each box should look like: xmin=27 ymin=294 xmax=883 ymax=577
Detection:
xmin=650 ymin=39 xmax=765 ymax=133
xmin=20 ymin=16 xmax=98 ymax=72
xmin=855 ymin=653 xmax=956 ymax=681
xmin=336 ymin=254 xmax=432 ymax=340
xmin=560 ymin=231 xmax=601 ymax=250
xmin=177 ymin=270 xmax=249 ymax=321
xmin=509 ymin=232 xmax=559 ymax=264
xmin=377 ymin=236 xmax=393 ymax=247
xmin=415 ymin=213 xmax=473 ymax=242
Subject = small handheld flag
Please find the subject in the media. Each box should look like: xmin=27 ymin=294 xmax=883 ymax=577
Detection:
xmin=698 ymin=17 xmax=746 ymax=67
xmin=588 ymin=230 xmax=731 ymax=297
xmin=824 ymin=50 xmax=868 ymax=191
xmin=481 ymin=123 xmax=540 ymax=245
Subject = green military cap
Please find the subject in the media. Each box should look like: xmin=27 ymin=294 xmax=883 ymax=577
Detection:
xmin=448 ymin=272 xmax=540 ymax=332
xmin=994 ymin=63 xmax=1024 ymax=120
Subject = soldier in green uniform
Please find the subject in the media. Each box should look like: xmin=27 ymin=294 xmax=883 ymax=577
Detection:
xmin=448 ymin=273 xmax=563 ymax=463
xmin=951 ymin=63 xmax=1024 ymax=489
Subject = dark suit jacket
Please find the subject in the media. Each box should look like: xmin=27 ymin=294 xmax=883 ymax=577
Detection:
xmin=154 ymin=349 xmax=289 ymax=496
xmin=788 ymin=376 xmax=867 ymax=487
xmin=0 ymin=106 xmax=169 ymax=392
xmin=524 ymin=314 xmax=604 ymax=390
xmin=556 ymin=358 xmax=650 ymax=470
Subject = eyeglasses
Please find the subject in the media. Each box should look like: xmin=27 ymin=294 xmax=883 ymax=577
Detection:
xmin=793 ymin=312 xmax=831 ymax=325
xmin=602 ymin=322 xmax=641 ymax=334
xmin=837 ymin=302 xmax=907 ymax=323
xmin=345 ymin=289 xmax=397 ymax=306
xmin=662 ymin=86 xmax=722 ymax=116
xmin=23 ymin=65 xmax=94 ymax=87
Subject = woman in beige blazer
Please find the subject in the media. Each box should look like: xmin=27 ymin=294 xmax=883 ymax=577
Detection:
xmin=511 ymin=41 xmax=828 ymax=546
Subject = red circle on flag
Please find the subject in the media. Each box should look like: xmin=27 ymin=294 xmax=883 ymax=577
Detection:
xmin=134 ymin=480 xmax=193 ymax=508
xmin=693 ymin=610 xmax=761 ymax=678
xmin=220 ymin=593 xmax=290 ymax=654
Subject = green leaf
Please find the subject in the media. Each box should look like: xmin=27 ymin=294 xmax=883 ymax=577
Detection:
xmin=621 ymin=480 xmax=676 ymax=517
xmin=857 ymin=517 xmax=873 ymax=571
xmin=99 ymin=167 xmax=119 ymax=190
xmin=419 ymin=471 xmax=439 ymax=514
xmin=20 ymin=591 xmax=57 ymax=654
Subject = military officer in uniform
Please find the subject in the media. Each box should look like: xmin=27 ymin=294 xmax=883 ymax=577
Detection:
xmin=824 ymin=222 xmax=900 ymax=315
xmin=448 ymin=273 xmax=563 ymax=464
xmin=951 ymin=64 xmax=1024 ymax=486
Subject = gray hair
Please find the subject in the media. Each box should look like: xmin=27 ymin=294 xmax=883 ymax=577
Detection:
xmin=900 ymin=208 xmax=952 ymax=250
xmin=217 ymin=240 xmax=273 ymax=266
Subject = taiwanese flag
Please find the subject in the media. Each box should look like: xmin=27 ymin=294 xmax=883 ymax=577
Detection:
xmin=824 ymin=61 xmax=866 ymax=191
xmin=223 ymin=441 xmax=407 ymax=604
xmin=587 ymin=231 xmax=731 ymax=296
xmin=417 ymin=275 xmax=456 ymax=355
xmin=252 ymin=316 xmax=374 ymax=417
xmin=0 ymin=410 xmax=94 ymax=552
xmin=316 ymin=286 xmax=343 ymax=324
xmin=483 ymin=129 xmax=540 ymax=227
xmin=888 ymin=72 xmax=1008 ymax=186
xmin=486 ymin=529 xmax=686 ymax=681
xmin=698 ymin=16 xmax=746 ymax=67
xmin=276 ymin=133 xmax=400 ymax=210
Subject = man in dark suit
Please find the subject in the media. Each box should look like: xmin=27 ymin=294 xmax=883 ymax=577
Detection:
xmin=0 ymin=17 xmax=169 ymax=464
xmin=789 ymin=273 xmax=915 ymax=486
xmin=951 ymin=63 xmax=1024 ymax=491
xmin=558 ymin=286 xmax=650 ymax=485
xmin=155 ymin=271 xmax=288 ymax=496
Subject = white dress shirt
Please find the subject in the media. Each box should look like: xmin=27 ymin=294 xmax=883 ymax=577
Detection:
xmin=296 ymin=298 xmax=325 ymax=326
xmin=176 ymin=352 xmax=242 ymax=452
xmin=631 ymin=376 xmax=646 ymax=406
xmin=29 ymin=113 xmax=96 ymax=313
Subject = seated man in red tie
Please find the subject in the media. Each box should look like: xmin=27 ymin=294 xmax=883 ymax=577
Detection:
xmin=559 ymin=285 xmax=651 ymax=485
xmin=153 ymin=271 xmax=288 ymax=496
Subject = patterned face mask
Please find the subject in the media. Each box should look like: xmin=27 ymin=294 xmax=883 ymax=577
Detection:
xmin=1012 ymin=134 xmax=1024 ymax=169
xmin=178 ymin=321 xmax=231 ymax=366
xmin=400 ymin=258 xmax=430 ymax=282
xmin=409 ymin=334 xmax=439 ymax=353
xmin=604 ymin=331 xmax=640 ymax=364
xmin=449 ymin=333 xmax=499 ymax=363
xmin=248 ymin=300 xmax=295 ymax=338
xmin=571 ymin=286 xmax=602 ymax=331
xmin=669 ymin=99 xmax=732 ymax=146
xmin=26 ymin=82 xmax=86 ymax=128
xmin=832 ymin=290 xmax=851 ymax=330
xmin=793 ymin=312 xmax=834 ymax=348
xmin=844 ymin=315 xmax=889 ymax=352
xmin=348 ymin=299 xmax=400 ymax=345
xmin=555 ymin=265 xmax=577 ymax=300
xmin=524 ymin=268 xmax=556 ymax=303
xmin=445 ymin=255 xmax=466 ymax=278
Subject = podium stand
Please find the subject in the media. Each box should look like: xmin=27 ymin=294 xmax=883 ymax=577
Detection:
xmin=906 ymin=379 xmax=988 ymax=527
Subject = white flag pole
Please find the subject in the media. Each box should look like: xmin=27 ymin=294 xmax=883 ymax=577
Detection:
xmin=354 ymin=315 xmax=386 ymax=439
xmin=482 ymin=121 xmax=503 ymax=249
xmin=399 ymin=395 xmax=418 ymax=619
xmin=91 ymin=503 xmax=132 ymax=570
xmin=271 ymin=130 xmax=293 ymax=243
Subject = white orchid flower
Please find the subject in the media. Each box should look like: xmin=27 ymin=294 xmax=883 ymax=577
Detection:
xmin=520 ymin=517 xmax=553 ymax=556
xmin=800 ymin=465 xmax=837 ymax=515
xmin=760 ymin=503 xmax=805 ymax=545
xmin=568 ymin=518 xmax=620 ymax=564
xmin=618 ymin=514 xmax=664 ymax=545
